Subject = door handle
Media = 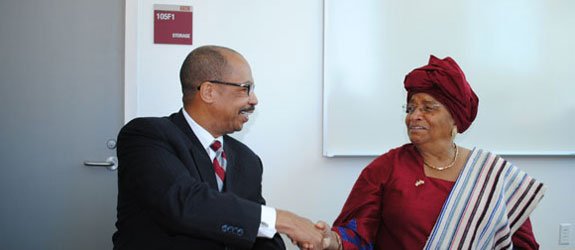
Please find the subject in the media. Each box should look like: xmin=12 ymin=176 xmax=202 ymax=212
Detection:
xmin=84 ymin=156 xmax=118 ymax=171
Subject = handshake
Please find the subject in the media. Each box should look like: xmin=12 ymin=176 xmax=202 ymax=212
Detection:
xmin=276 ymin=210 xmax=342 ymax=250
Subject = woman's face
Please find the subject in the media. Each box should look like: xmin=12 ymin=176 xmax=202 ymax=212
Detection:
xmin=405 ymin=93 xmax=456 ymax=146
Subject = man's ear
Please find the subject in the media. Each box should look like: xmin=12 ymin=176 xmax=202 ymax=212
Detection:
xmin=198 ymin=82 xmax=216 ymax=104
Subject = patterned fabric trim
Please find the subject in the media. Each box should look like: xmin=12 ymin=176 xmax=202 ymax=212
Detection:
xmin=336 ymin=219 xmax=374 ymax=250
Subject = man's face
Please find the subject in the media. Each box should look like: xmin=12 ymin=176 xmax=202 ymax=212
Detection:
xmin=211 ymin=53 xmax=258 ymax=136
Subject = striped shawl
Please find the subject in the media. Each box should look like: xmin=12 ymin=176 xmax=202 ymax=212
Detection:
xmin=424 ymin=148 xmax=546 ymax=250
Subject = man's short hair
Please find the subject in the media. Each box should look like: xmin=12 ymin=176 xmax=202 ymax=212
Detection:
xmin=179 ymin=45 xmax=239 ymax=103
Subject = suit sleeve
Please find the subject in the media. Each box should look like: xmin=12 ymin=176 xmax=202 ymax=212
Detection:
xmin=249 ymin=156 xmax=286 ymax=250
xmin=252 ymin=234 xmax=286 ymax=250
xmin=117 ymin=118 xmax=262 ymax=249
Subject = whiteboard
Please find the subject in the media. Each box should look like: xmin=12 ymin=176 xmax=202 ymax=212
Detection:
xmin=323 ymin=0 xmax=575 ymax=156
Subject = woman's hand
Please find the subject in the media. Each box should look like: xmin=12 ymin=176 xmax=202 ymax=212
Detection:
xmin=315 ymin=221 xmax=342 ymax=250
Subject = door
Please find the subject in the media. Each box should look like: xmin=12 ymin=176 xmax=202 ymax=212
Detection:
xmin=0 ymin=0 xmax=123 ymax=249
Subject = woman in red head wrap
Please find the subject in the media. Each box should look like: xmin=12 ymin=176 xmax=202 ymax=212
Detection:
xmin=315 ymin=56 xmax=545 ymax=250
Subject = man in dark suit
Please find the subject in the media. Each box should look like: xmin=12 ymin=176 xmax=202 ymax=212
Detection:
xmin=112 ymin=45 xmax=323 ymax=250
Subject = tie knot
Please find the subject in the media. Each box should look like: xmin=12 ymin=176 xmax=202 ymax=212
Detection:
xmin=210 ymin=140 xmax=222 ymax=152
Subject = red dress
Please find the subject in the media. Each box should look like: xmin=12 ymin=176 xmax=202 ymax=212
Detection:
xmin=333 ymin=144 xmax=538 ymax=250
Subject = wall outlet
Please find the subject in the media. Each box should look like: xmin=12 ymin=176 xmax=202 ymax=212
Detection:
xmin=560 ymin=223 xmax=572 ymax=245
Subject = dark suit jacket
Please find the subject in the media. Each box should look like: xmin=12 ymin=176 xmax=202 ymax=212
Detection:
xmin=113 ymin=110 xmax=285 ymax=250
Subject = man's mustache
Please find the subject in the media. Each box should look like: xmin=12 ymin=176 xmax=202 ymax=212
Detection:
xmin=240 ymin=106 xmax=255 ymax=113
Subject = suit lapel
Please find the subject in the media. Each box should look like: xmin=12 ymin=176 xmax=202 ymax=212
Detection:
xmin=223 ymin=136 xmax=242 ymax=193
xmin=169 ymin=110 xmax=218 ymax=190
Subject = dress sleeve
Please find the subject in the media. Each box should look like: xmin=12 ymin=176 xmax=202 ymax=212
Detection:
xmin=332 ymin=156 xmax=392 ymax=250
xmin=512 ymin=218 xmax=539 ymax=250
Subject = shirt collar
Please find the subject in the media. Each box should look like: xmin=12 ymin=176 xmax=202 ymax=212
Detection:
xmin=181 ymin=108 xmax=223 ymax=157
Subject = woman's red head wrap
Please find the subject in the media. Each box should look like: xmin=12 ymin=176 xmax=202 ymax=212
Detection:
xmin=404 ymin=55 xmax=479 ymax=133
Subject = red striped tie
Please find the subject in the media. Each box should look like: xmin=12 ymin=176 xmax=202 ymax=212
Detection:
xmin=210 ymin=141 xmax=226 ymax=190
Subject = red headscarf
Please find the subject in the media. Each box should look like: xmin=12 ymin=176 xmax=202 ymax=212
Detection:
xmin=404 ymin=55 xmax=479 ymax=133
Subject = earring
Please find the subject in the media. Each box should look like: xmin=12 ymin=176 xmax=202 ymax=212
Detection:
xmin=452 ymin=127 xmax=458 ymax=139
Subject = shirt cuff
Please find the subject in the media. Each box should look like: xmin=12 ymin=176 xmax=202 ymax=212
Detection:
xmin=257 ymin=205 xmax=277 ymax=238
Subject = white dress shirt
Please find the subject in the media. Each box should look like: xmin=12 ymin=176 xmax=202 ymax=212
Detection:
xmin=182 ymin=108 xmax=277 ymax=238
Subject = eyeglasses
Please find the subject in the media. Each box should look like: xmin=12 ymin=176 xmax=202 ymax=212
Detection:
xmin=402 ymin=103 xmax=442 ymax=114
xmin=197 ymin=80 xmax=255 ymax=96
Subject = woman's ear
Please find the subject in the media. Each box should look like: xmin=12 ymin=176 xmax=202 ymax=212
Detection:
xmin=452 ymin=126 xmax=458 ymax=139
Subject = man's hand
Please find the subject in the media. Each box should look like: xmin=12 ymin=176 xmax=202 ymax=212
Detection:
xmin=275 ymin=209 xmax=324 ymax=250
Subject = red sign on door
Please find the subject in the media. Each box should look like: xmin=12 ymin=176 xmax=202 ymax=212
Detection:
xmin=154 ymin=5 xmax=193 ymax=45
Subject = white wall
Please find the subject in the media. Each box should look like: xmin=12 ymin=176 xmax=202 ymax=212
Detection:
xmin=127 ymin=1 xmax=575 ymax=249
xmin=323 ymin=0 xmax=575 ymax=156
